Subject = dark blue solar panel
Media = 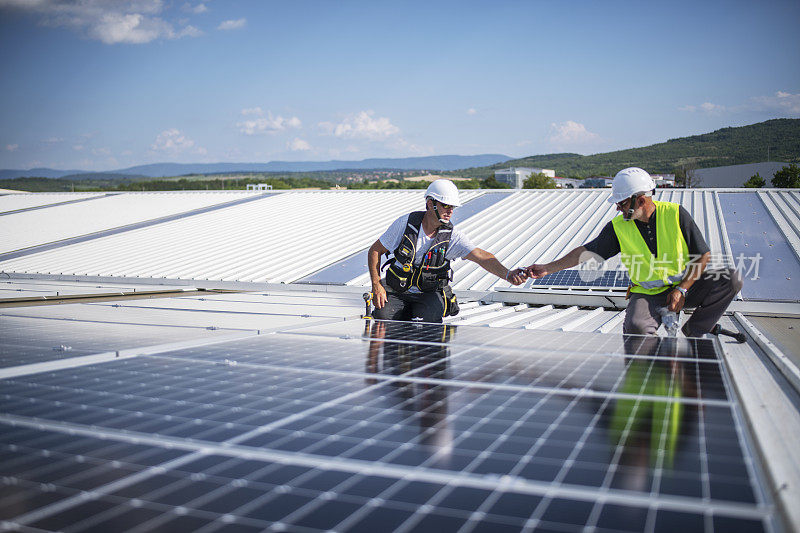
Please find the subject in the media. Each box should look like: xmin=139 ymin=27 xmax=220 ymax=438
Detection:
xmin=0 ymin=320 xmax=777 ymax=532
xmin=529 ymin=269 xmax=630 ymax=287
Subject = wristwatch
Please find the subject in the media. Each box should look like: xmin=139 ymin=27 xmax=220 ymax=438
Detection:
xmin=675 ymin=286 xmax=688 ymax=298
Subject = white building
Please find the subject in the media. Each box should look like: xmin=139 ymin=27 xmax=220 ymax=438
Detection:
xmin=553 ymin=177 xmax=582 ymax=189
xmin=494 ymin=167 xmax=555 ymax=188
xmin=651 ymin=174 xmax=676 ymax=187
xmin=246 ymin=183 xmax=273 ymax=191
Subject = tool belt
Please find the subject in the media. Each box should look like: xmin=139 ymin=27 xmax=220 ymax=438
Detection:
xmin=383 ymin=211 xmax=452 ymax=294
xmin=442 ymin=285 xmax=459 ymax=317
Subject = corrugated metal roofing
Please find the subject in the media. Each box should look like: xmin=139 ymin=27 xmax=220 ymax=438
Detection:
xmin=1 ymin=189 xmax=798 ymax=301
xmin=0 ymin=191 xmax=262 ymax=255
xmin=0 ymin=190 xmax=482 ymax=283
xmin=347 ymin=189 xmax=748 ymax=291
xmin=0 ymin=192 xmax=105 ymax=213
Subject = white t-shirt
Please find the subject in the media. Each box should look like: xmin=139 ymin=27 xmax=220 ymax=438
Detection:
xmin=379 ymin=213 xmax=476 ymax=266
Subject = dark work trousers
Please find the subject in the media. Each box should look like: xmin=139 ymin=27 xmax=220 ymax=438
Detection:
xmin=623 ymin=268 xmax=744 ymax=337
xmin=373 ymin=288 xmax=445 ymax=323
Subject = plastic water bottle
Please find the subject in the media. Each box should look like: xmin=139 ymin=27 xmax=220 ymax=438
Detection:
xmin=659 ymin=307 xmax=680 ymax=337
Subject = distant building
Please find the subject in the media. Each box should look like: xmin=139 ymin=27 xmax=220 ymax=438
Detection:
xmin=651 ymin=174 xmax=676 ymax=187
xmin=247 ymin=183 xmax=273 ymax=191
xmin=693 ymin=162 xmax=790 ymax=188
xmin=581 ymin=177 xmax=613 ymax=188
xmin=553 ymin=177 xmax=582 ymax=189
xmin=494 ymin=167 xmax=556 ymax=188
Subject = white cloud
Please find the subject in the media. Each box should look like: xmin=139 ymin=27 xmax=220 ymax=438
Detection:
xmin=750 ymin=91 xmax=800 ymax=115
xmin=0 ymin=0 xmax=203 ymax=44
xmin=217 ymin=18 xmax=245 ymax=30
xmin=73 ymin=145 xmax=84 ymax=151
xmin=236 ymin=109 xmax=301 ymax=135
xmin=680 ymin=91 xmax=800 ymax=117
xmin=317 ymin=121 xmax=335 ymax=135
xmin=323 ymin=111 xmax=400 ymax=140
xmin=467 ymin=108 xmax=477 ymax=115
xmin=151 ymin=128 xmax=206 ymax=154
xmin=700 ymin=102 xmax=725 ymax=114
xmin=183 ymin=2 xmax=207 ymax=14
xmin=44 ymin=137 xmax=63 ymax=143
xmin=288 ymin=138 xmax=311 ymax=151
xmin=548 ymin=121 xmax=600 ymax=147
xmin=678 ymin=101 xmax=726 ymax=114
xmin=5 ymin=144 xmax=19 ymax=152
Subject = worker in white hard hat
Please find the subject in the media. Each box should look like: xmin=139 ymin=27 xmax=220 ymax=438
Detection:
xmin=367 ymin=179 xmax=527 ymax=322
xmin=524 ymin=167 xmax=742 ymax=338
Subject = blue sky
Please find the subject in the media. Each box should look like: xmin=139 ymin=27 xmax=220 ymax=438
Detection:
xmin=1 ymin=0 xmax=798 ymax=171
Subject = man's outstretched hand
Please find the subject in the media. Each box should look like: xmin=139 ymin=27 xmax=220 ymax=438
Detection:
xmin=506 ymin=268 xmax=528 ymax=286
xmin=524 ymin=264 xmax=549 ymax=279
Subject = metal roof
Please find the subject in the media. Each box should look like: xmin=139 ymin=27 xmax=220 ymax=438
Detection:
xmin=0 ymin=190 xmax=483 ymax=283
xmin=0 ymin=191 xmax=105 ymax=213
xmin=0 ymin=191 xmax=263 ymax=255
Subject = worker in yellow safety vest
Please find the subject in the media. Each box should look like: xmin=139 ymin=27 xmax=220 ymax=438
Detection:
xmin=524 ymin=167 xmax=742 ymax=338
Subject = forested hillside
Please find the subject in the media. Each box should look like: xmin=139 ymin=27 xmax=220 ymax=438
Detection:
xmin=449 ymin=119 xmax=800 ymax=178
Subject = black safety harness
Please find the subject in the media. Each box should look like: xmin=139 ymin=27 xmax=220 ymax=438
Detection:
xmin=383 ymin=211 xmax=452 ymax=293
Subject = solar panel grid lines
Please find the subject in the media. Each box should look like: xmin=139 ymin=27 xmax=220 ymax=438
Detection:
xmin=0 ymin=384 xmax=772 ymax=528
xmin=527 ymin=269 xmax=630 ymax=289
xmin=0 ymin=319 xmax=779 ymax=532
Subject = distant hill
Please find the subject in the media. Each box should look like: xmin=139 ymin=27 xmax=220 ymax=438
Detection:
xmin=0 ymin=167 xmax=85 ymax=179
xmin=0 ymin=154 xmax=512 ymax=180
xmin=452 ymin=118 xmax=800 ymax=178
xmin=116 ymin=155 xmax=512 ymax=176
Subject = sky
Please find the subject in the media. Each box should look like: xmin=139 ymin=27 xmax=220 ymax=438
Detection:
xmin=0 ymin=0 xmax=799 ymax=172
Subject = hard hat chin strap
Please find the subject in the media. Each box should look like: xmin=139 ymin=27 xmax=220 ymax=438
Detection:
xmin=428 ymin=197 xmax=447 ymax=226
xmin=623 ymin=194 xmax=638 ymax=221
xmin=432 ymin=202 xmax=447 ymax=225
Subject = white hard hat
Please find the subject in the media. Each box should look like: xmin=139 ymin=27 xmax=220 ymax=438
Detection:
xmin=425 ymin=179 xmax=461 ymax=206
xmin=608 ymin=167 xmax=656 ymax=204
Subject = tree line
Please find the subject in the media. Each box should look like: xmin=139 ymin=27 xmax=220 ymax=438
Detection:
xmin=744 ymin=164 xmax=800 ymax=188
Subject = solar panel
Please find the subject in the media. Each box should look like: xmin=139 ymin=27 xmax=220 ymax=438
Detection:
xmin=0 ymin=320 xmax=778 ymax=532
xmin=0 ymin=314 xmax=237 ymax=369
xmin=528 ymin=269 xmax=630 ymax=288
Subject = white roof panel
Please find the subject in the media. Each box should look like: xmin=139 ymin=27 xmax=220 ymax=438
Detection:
xmin=0 ymin=191 xmax=260 ymax=254
xmin=0 ymin=190 xmax=481 ymax=283
xmin=0 ymin=192 xmax=104 ymax=213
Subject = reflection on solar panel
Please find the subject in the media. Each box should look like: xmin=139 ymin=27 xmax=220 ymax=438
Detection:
xmin=0 ymin=320 xmax=778 ymax=532
xmin=528 ymin=269 xmax=630 ymax=288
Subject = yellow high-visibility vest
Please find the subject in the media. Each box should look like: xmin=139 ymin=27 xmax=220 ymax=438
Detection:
xmin=612 ymin=200 xmax=689 ymax=295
